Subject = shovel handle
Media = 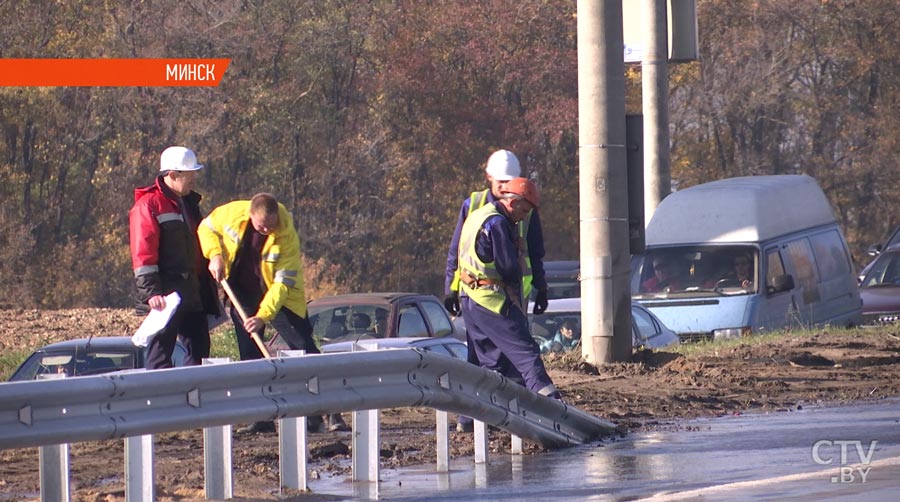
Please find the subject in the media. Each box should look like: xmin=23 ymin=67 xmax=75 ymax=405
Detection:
xmin=220 ymin=278 xmax=272 ymax=359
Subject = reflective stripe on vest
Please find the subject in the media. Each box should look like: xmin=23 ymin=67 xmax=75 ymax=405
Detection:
xmin=458 ymin=203 xmax=507 ymax=314
xmin=274 ymin=268 xmax=297 ymax=287
xmin=222 ymin=224 xmax=241 ymax=244
xmin=468 ymin=189 xmax=534 ymax=298
xmin=157 ymin=213 xmax=184 ymax=224
xmin=133 ymin=264 xmax=159 ymax=277
xmin=452 ymin=190 xmax=534 ymax=295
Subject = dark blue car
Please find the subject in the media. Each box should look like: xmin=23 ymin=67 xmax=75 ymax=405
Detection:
xmin=8 ymin=336 xmax=187 ymax=381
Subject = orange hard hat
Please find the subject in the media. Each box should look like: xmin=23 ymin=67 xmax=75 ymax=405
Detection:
xmin=501 ymin=177 xmax=540 ymax=209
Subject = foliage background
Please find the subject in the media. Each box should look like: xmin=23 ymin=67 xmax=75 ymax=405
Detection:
xmin=1 ymin=0 xmax=897 ymax=309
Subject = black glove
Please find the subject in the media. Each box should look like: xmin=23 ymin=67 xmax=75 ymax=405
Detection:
xmin=444 ymin=291 xmax=461 ymax=316
xmin=533 ymin=289 xmax=548 ymax=315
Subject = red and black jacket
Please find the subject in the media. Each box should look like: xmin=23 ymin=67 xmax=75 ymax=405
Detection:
xmin=129 ymin=175 xmax=217 ymax=316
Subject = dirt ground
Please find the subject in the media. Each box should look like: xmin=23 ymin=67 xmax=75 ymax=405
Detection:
xmin=2 ymin=308 xmax=900 ymax=501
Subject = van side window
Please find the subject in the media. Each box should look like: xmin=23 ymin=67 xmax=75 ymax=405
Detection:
xmin=785 ymin=238 xmax=819 ymax=291
xmin=784 ymin=237 xmax=823 ymax=305
xmin=810 ymin=230 xmax=851 ymax=281
xmin=766 ymin=248 xmax=786 ymax=290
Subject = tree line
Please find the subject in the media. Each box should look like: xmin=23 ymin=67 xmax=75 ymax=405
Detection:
xmin=1 ymin=0 xmax=897 ymax=309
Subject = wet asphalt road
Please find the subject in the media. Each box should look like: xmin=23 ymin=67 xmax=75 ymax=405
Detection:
xmin=311 ymin=399 xmax=900 ymax=501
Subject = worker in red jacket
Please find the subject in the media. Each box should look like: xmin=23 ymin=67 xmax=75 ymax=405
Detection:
xmin=129 ymin=146 xmax=218 ymax=369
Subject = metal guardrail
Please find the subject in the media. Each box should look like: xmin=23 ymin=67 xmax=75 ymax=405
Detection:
xmin=0 ymin=348 xmax=617 ymax=500
xmin=0 ymin=348 xmax=615 ymax=450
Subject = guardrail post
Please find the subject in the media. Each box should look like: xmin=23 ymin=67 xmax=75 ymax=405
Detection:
xmin=474 ymin=419 xmax=488 ymax=463
xmin=351 ymin=409 xmax=379 ymax=482
xmin=509 ymin=397 xmax=523 ymax=454
xmin=39 ymin=443 xmax=69 ymax=502
xmin=125 ymin=434 xmax=153 ymax=502
xmin=435 ymin=410 xmax=449 ymax=472
xmin=511 ymin=434 xmax=523 ymax=454
xmin=279 ymin=416 xmax=308 ymax=491
xmin=278 ymin=350 xmax=309 ymax=492
xmin=202 ymin=357 xmax=233 ymax=500
xmin=37 ymin=372 xmax=69 ymax=502
xmin=435 ymin=372 xmax=451 ymax=472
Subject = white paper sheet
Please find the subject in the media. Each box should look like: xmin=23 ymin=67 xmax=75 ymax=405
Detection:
xmin=131 ymin=291 xmax=181 ymax=347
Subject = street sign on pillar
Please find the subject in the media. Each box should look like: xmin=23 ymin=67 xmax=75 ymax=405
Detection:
xmin=626 ymin=115 xmax=645 ymax=255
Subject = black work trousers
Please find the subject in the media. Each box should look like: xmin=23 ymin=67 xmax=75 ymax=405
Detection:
xmin=230 ymin=306 xmax=319 ymax=360
xmin=145 ymin=307 xmax=210 ymax=369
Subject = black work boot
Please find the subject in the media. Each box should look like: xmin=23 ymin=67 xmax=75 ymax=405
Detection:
xmin=306 ymin=415 xmax=325 ymax=433
xmin=327 ymin=413 xmax=350 ymax=432
xmin=236 ymin=421 xmax=276 ymax=434
xmin=456 ymin=416 xmax=474 ymax=433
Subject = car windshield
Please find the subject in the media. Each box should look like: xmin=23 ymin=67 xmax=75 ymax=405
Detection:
xmin=309 ymin=303 xmax=390 ymax=343
xmin=886 ymin=227 xmax=900 ymax=249
xmin=529 ymin=311 xmax=582 ymax=354
xmin=11 ymin=350 xmax=136 ymax=380
xmin=861 ymin=252 xmax=900 ymax=288
xmin=631 ymin=245 xmax=759 ymax=298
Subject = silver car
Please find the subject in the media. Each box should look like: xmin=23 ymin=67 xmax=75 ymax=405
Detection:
xmin=320 ymin=336 xmax=468 ymax=359
xmin=528 ymin=297 xmax=679 ymax=353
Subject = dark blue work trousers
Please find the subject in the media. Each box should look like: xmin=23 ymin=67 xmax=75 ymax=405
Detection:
xmin=460 ymin=295 xmax=553 ymax=393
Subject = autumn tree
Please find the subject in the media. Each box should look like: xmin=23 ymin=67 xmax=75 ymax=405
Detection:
xmin=672 ymin=0 xmax=900 ymax=262
xmin=3 ymin=0 xmax=900 ymax=308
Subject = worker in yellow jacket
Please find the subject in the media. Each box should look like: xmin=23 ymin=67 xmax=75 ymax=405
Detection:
xmin=198 ymin=192 xmax=348 ymax=433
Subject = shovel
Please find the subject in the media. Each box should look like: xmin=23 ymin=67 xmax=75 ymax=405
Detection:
xmin=219 ymin=278 xmax=272 ymax=359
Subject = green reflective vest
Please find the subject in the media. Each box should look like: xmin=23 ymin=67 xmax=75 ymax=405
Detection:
xmin=458 ymin=203 xmax=508 ymax=313
xmin=452 ymin=189 xmax=534 ymax=297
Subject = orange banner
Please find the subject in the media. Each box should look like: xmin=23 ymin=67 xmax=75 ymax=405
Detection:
xmin=0 ymin=58 xmax=231 ymax=87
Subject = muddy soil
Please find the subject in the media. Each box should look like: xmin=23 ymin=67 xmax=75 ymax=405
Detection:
xmin=2 ymin=308 xmax=900 ymax=501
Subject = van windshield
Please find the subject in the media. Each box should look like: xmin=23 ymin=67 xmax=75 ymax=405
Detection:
xmin=631 ymin=246 xmax=759 ymax=298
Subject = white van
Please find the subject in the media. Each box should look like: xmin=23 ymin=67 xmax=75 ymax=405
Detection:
xmin=630 ymin=175 xmax=861 ymax=342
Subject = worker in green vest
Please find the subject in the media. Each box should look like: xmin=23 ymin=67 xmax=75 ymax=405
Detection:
xmin=457 ymin=177 xmax=559 ymax=399
xmin=444 ymin=150 xmax=548 ymax=317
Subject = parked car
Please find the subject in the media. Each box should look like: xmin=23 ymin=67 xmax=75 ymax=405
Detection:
xmin=320 ymin=335 xmax=468 ymax=359
xmin=541 ymin=260 xmax=581 ymax=300
xmin=528 ymin=297 xmax=679 ymax=352
xmin=858 ymin=224 xmax=900 ymax=282
xmin=8 ymin=336 xmax=187 ymax=381
xmin=858 ymin=244 xmax=900 ymax=326
xmin=268 ymin=292 xmax=462 ymax=352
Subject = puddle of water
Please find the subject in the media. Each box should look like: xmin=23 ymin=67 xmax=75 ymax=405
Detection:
xmin=307 ymin=399 xmax=900 ymax=501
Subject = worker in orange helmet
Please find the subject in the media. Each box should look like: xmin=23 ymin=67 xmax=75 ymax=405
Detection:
xmin=444 ymin=150 xmax=550 ymax=431
xmin=444 ymin=150 xmax=548 ymax=316
xmin=456 ymin=177 xmax=560 ymax=401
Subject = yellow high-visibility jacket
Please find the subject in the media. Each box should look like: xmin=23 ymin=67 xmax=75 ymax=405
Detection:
xmin=197 ymin=200 xmax=308 ymax=320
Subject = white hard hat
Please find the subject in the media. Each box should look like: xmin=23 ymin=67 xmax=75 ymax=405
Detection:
xmin=485 ymin=149 xmax=521 ymax=181
xmin=160 ymin=146 xmax=203 ymax=172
